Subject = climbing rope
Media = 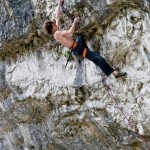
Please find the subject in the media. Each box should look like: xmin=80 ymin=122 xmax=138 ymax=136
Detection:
xmin=60 ymin=1 xmax=150 ymax=148
xmin=102 ymin=77 xmax=150 ymax=149
xmin=102 ymin=78 xmax=138 ymax=132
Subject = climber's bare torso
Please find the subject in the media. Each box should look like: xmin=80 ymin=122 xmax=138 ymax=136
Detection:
xmin=54 ymin=30 xmax=74 ymax=49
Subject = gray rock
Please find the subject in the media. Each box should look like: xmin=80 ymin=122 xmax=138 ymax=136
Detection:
xmin=0 ymin=0 xmax=150 ymax=150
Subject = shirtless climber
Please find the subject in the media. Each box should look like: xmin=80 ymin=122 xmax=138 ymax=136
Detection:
xmin=43 ymin=0 xmax=126 ymax=78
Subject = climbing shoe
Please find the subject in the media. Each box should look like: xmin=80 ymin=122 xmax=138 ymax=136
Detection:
xmin=114 ymin=72 xmax=127 ymax=78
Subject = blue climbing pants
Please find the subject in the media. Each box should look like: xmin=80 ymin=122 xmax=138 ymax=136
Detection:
xmin=72 ymin=34 xmax=114 ymax=76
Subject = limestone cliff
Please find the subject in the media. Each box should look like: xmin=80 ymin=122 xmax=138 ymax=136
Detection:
xmin=0 ymin=0 xmax=150 ymax=150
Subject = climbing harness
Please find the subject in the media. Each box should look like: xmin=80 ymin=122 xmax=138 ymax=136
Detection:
xmin=65 ymin=40 xmax=87 ymax=67
xmin=70 ymin=41 xmax=78 ymax=49
xmin=82 ymin=48 xmax=87 ymax=58
xmin=102 ymin=77 xmax=150 ymax=148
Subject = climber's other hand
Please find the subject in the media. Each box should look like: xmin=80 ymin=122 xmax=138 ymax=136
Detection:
xmin=74 ymin=16 xmax=80 ymax=24
xmin=58 ymin=0 xmax=63 ymax=6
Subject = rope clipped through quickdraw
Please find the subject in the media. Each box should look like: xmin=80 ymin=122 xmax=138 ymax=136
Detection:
xmin=102 ymin=77 xmax=150 ymax=149
xmin=62 ymin=1 xmax=74 ymax=22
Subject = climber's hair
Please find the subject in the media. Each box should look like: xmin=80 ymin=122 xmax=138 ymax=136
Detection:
xmin=43 ymin=20 xmax=53 ymax=35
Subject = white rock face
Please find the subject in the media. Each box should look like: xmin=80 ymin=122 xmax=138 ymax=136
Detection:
xmin=102 ymin=8 xmax=150 ymax=133
xmin=0 ymin=0 xmax=150 ymax=149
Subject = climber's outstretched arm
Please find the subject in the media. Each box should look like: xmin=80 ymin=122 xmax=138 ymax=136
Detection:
xmin=56 ymin=0 xmax=63 ymax=29
xmin=60 ymin=16 xmax=80 ymax=36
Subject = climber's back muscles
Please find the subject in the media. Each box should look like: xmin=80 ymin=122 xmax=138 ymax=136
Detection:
xmin=54 ymin=31 xmax=74 ymax=48
xmin=53 ymin=17 xmax=80 ymax=49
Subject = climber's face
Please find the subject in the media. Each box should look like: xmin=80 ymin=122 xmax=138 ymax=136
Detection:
xmin=52 ymin=23 xmax=58 ymax=32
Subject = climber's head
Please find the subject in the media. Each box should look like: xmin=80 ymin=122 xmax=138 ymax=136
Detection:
xmin=43 ymin=20 xmax=58 ymax=35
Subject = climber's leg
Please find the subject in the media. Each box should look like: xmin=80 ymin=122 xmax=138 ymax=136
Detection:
xmin=86 ymin=48 xmax=114 ymax=76
xmin=73 ymin=35 xmax=127 ymax=77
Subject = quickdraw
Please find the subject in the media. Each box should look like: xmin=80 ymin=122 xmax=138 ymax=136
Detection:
xmin=65 ymin=50 xmax=72 ymax=68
